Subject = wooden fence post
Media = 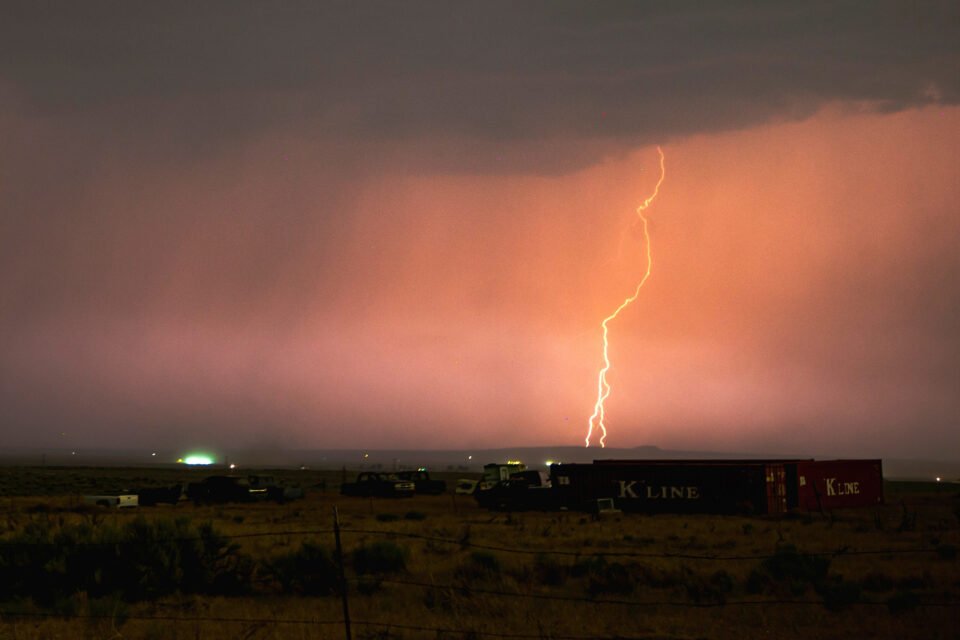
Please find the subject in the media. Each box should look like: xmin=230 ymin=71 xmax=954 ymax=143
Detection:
xmin=333 ymin=506 xmax=352 ymax=640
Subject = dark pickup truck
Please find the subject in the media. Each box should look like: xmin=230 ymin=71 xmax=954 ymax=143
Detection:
xmin=248 ymin=475 xmax=305 ymax=503
xmin=186 ymin=476 xmax=257 ymax=505
xmin=474 ymin=470 xmax=556 ymax=511
xmin=396 ymin=470 xmax=447 ymax=495
xmin=340 ymin=472 xmax=415 ymax=498
xmin=137 ymin=484 xmax=183 ymax=506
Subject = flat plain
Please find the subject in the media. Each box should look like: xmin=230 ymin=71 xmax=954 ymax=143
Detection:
xmin=0 ymin=466 xmax=957 ymax=639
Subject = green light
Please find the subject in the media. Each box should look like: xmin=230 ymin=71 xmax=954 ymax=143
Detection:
xmin=182 ymin=454 xmax=214 ymax=465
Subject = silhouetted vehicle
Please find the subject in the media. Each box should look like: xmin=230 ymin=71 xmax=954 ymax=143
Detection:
xmin=474 ymin=470 xmax=554 ymax=511
xmin=396 ymin=470 xmax=447 ymax=495
xmin=83 ymin=494 xmax=138 ymax=509
xmin=186 ymin=476 xmax=256 ymax=505
xmin=137 ymin=484 xmax=183 ymax=506
xmin=340 ymin=472 xmax=415 ymax=498
xmin=479 ymin=462 xmax=526 ymax=490
xmin=455 ymin=478 xmax=478 ymax=495
xmin=248 ymin=475 xmax=305 ymax=502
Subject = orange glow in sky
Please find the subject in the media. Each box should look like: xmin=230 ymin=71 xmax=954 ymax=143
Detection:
xmin=2 ymin=105 xmax=958 ymax=458
xmin=586 ymin=147 xmax=666 ymax=448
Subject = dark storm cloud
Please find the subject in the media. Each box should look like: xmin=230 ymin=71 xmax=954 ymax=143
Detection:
xmin=1 ymin=1 xmax=957 ymax=170
xmin=1 ymin=2 xmax=958 ymax=455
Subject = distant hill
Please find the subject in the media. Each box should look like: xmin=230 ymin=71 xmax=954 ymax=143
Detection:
xmin=3 ymin=444 xmax=957 ymax=481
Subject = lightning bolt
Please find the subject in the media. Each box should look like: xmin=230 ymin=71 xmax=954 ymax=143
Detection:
xmin=586 ymin=146 xmax=666 ymax=448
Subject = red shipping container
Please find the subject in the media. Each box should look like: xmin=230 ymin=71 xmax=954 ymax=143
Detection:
xmin=796 ymin=459 xmax=883 ymax=511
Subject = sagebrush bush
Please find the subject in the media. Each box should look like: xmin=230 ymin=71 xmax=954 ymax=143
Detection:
xmin=682 ymin=568 xmax=732 ymax=605
xmin=352 ymin=541 xmax=407 ymax=575
xmin=469 ymin=550 xmax=500 ymax=573
xmin=571 ymin=556 xmax=633 ymax=596
xmin=886 ymin=590 xmax=920 ymax=614
xmin=819 ymin=578 xmax=862 ymax=611
xmin=268 ymin=541 xmax=340 ymax=595
xmin=861 ymin=571 xmax=894 ymax=592
xmin=532 ymin=553 xmax=566 ymax=586
xmin=751 ymin=544 xmax=830 ymax=596
xmin=454 ymin=550 xmax=502 ymax=582
xmin=0 ymin=516 xmax=252 ymax=604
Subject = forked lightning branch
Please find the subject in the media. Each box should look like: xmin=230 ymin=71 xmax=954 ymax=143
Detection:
xmin=585 ymin=147 xmax=666 ymax=448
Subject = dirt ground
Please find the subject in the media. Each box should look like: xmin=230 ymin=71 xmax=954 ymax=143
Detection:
xmin=0 ymin=467 xmax=957 ymax=639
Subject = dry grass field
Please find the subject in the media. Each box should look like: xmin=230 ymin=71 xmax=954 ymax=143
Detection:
xmin=0 ymin=466 xmax=957 ymax=639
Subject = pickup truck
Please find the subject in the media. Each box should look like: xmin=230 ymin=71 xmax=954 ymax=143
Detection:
xmin=340 ymin=472 xmax=415 ymax=498
xmin=474 ymin=470 xmax=556 ymax=511
xmin=136 ymin=484 xmax=183 ymax=506
xmin=83 ymin=494 xmax=139 ymax=509
xmin=186 ymin=476 xmax=258 ymax=505
xmin=396 ymin=470 xmax=447 ymax=495
xmin=455 ymin=478 xmax=478 ymax=495
xmin=248 ymin=475 xmax=305 ymax=502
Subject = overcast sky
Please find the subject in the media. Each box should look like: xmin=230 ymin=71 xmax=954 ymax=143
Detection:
xmin=1 ymin=2 xmax=958 ymax=458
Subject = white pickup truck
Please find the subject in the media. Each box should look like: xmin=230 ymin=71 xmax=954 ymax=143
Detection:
xmin=83 ymin=494 xmax=139 ymax=509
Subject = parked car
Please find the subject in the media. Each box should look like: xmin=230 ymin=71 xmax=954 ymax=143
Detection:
xmin=340 ymin=472 xmax=415 ymax=498
xmin=474 ymin=470 xmax=554 ymax=511
xmin=248 ymin=474 xmax=305 ymax=502
xmin=455 ymin=478 xmax=478 ymax=495
xmin=136 ymin=484 xmax=183 ymax=506
xmin=186 ymin=476 xmax=257 ymax=505
xmin=83 ymin=494 xmax=138 ymax=509
xmin=396 ymin=469 xmax=447 ymax=495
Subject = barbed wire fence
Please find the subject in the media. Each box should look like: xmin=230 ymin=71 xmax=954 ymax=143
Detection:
xmin=0 ymin=507 xmax=957 ymax=640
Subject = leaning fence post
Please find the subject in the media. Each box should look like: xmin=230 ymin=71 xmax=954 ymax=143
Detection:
xmin=333 ymin=506 xmax=352 ymax=640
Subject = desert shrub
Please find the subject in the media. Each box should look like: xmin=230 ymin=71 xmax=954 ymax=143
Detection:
xmin=571 ymin=556 xmax=633 ymax=596
xmin=819 ymin=578 xmax=861 ymax=611
xmin=269 ymin=541 xmax=340 ymax=596
xmin=376 ymin=513 xmax=400 ymax=523
xmin=570 ymin=555 xmax=602 ymax=579
xmin=532 ymin=553 xmax=566 ymax=586
xmin=23 ymin=503 xmax=52 ymax=514
xmin=356 ymin=575 xmax=383 ymax=595
xmin=897 ymin=504 xmax=917 ymax=532
xmin=85 ymin=596 xmax=130 ymax=634
xmin=710 ymin=569 xmax=735 ymax=595
xmin=752 ymin=544 xmax=830 ymax=596
xmin=352 ymin=541 xmax=407 ymax=575
xmin=404 ymin=511 xmax=426 ymax=521
xmin=589 ymin=561 xmax=632 ymax=596
xmin=745 ymin=569 xmax=770 ymax=595
xmin=360 ymin=629 xmax=405 ymax=640
xmin=455 ymin=550 xmax=502 ymax=583
xmin=935 ymin=543 xmax=956 ymax=560
xmin=469 ymin=550 xmax=500 ymax=573
xmin=896 ymin=574 xmax=931 ymax=590
xmin=0 ymin=516 xmax=252 ymax=604
xmin=118 ymin=518 xmax=253 ymax=598
xmin=861 ymin=572 xmax=894 ymax=592
xmin=682 ymin=569 xmax=733 ymax=605
xmin=0 ymin=518 xmax=109 ymax=604
xmin=423 ymin=586 xmax=455 ymax=611
xmin=886 ymin=590 xmax=920 ymax=614
xmin=631 ymin=563 xmax=682 ymax=590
